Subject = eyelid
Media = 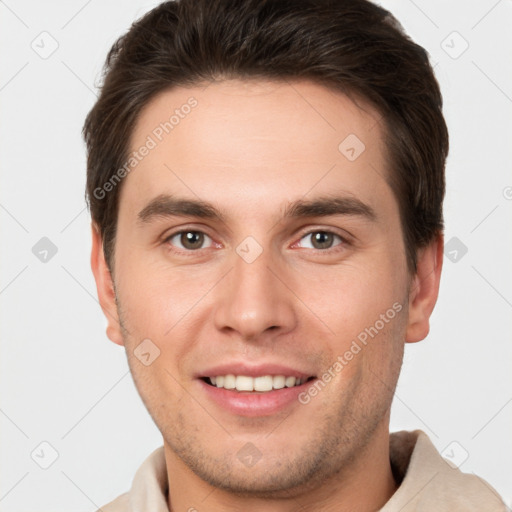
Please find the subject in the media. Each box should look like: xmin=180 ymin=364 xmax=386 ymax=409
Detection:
xmin=294 ymin=224 xmax=352 ymax=243
xmin=292 ymin=229 xmax=349 ymax=251
xmin=161 ymin=225 xmax=352 ymax=254
xmin=162 ymin=226 xmax=218 ymax=252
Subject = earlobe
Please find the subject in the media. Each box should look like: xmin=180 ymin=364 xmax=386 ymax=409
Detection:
xmin=405 ymin=233 xmax=444 ymax=343
xmin=90 ymin=223 xmax=124 ymax=346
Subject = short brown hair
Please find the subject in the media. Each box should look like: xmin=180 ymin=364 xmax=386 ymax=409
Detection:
xmin=83 ymin=0 xmax=448 ymax=274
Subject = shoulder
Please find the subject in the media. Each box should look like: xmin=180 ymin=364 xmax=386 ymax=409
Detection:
xmin=383 ymin=430 xmax=507 ymax=511
xmin=96 ymin=446 xmax=168 ymax=512
xmin=96 ymin=492 xmax=130 ymax=512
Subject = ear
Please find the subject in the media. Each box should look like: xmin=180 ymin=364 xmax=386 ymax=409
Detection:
xmin=90 ymin=223 xmax=124 ymax=346
xmin=405 ymin=233 xmax=444 ymax=343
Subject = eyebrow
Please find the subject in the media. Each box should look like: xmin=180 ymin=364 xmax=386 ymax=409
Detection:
xmin=137 ymin=193 xmax=377 ymax=225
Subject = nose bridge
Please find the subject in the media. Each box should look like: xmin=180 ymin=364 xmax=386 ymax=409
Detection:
xmin=213 ymin=244 xmax=297 ymax=340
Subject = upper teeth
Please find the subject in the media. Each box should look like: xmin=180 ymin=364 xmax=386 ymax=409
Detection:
xmin=209 ymin=375 xmax=307 ymax=392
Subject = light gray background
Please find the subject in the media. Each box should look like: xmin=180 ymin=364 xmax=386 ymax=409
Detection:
xmin=1 ymin=0 xmax=511 ymax=510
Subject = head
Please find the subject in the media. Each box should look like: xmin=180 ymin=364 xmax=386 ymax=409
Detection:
xmin=86 ymin=0 xmax=447 ymax=501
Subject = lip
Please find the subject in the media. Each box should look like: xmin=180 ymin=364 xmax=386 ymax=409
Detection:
xmin=195 ymin=361 xmax=318 ymax=417
xmin=195 ymin=362 xmax=315 ymax=380
xmin=197 ymin=377 xmax=318 ymax=417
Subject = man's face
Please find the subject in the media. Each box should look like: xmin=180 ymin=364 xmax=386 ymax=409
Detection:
xmin=101 ymin=80 xmax=415 ymax=495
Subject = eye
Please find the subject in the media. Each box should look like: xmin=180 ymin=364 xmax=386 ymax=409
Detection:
xmin=297 ymin=231 xmax=345 ymax=250
xmin=165 ymin=230 xmax=214 ymax=251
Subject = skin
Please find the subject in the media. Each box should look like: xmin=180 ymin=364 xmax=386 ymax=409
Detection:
xmin=91 ymin=79 xmax=443 ymax=512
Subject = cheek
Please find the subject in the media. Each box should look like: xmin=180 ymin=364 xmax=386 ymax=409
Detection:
xmin=300 ymin=263 xmax=405 ymax=341
xmin=115 ymin=257 xmax=210 ymax=335
xmin=125 ymin=350 xmax=191 ymax=431
xmin=114 ymin=258 xmax=220 ymax=389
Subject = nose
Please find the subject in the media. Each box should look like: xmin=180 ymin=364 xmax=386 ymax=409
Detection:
xmin=213 ymin=246 xmax=298 ymax=342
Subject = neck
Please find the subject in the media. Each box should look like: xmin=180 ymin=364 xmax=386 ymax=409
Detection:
xmin=164 ymin=424 xmax=398 ymax=512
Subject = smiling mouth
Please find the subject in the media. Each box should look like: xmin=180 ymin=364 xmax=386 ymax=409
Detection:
xmin=200 ymin=375 xmax=316 ymax=392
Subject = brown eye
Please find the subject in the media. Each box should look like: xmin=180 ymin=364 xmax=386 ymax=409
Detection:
xmin=298 ymin=231 xmax=344 ymax=250
xmin=167 ymin=231 xmax=212 ymax=250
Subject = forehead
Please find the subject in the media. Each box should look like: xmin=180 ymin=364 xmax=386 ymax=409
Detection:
xmin=121 ymin=79 xmax=392 ymax=219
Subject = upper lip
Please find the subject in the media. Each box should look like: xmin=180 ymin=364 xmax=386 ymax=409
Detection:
xmin=196 ymin=362 xmax=316 ymax=379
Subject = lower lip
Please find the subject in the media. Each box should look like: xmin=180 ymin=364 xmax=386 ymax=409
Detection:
xmin=198 ymin=379 xmax=317 ymax=417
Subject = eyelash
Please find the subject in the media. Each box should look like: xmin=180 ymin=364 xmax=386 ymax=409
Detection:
xmin=162 ymin=228 xmax=350 ymax=255
xmin=293 ymin=230 xmax=348 ymax=252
